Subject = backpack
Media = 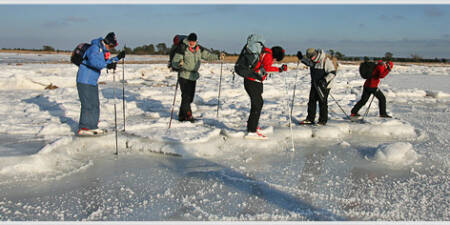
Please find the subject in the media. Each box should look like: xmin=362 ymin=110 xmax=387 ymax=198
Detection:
xmin=234 ymin=34 xmax=266 ymax=80
xmin=70 ymin=43 xmax=91 ymax=66
xmin=359 ymin=61 xmax=377 ymax=79
xmin=168 ymin=34 xmax=187 ymax=71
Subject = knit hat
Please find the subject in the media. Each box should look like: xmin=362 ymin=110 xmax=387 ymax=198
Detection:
xmin=104 ymin=32 xmax=118 ymax=47
xmin=306 ymin=48 xmax=317 ymax=59
xmin=187 ymin=33 xmax=197 ymax=42
xmin=271 ymin=46 xmax=285 ymax=61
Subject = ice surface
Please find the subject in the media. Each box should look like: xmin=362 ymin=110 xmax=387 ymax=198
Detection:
xmin=0 ymin=54 xmax=448 ymax=220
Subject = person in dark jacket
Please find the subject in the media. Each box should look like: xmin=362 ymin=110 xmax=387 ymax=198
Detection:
xmin=76 ymin=32 xmax=126 ymax=136
xmin=297 ymin=48 xmax=337 ymax=125
xmin=243 ymin=42 xmax=287 ymax=140
xmin=350 ymin=60 xmax=393 ymax=118
xmin=171 ymin=32 xmax=224 ymax=122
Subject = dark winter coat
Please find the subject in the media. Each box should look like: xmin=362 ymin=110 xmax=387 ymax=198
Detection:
xmin=76 ymin=38 xmax=120 ymax=86
xmin=308 ymin=50 xmax=337 ymax=88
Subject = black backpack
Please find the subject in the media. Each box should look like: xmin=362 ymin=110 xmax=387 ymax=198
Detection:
xmin=234 ymin=44 xmax=266 ymax=80
xmin=359 ymin=61 xmax=377 ymax=79
xmin=168 ymin=34 xmax=187 ymax=71
xmin=70 ymin=43 xmax=91 ymax=66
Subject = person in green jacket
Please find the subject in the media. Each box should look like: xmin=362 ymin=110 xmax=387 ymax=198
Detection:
xmin=171 ymin=32 xmax=224 ymax=122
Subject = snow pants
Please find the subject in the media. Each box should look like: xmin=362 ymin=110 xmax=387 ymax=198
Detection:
xmin=178 ymin=77 xmax=196 ymax=120
xmin=77 ymin=82 xmax=99 ymax=130
xmin=244 ymin=79 xmax=263 ymax=132
xmin=351 ymin=86 xmax=387 ymax=116
xmin=306 ymin=84 xmax=330 ymax=124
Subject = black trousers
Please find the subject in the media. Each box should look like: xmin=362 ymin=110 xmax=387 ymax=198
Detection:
xmin=178 ymin=77 xmax=196 ymax=119
xmin=351 ymin=86 xmax=387 ymax=116
xmin=306 ymin=84 xmax=330 ymax=123
xmin=244 ymin=79 xmax=263 ymax=132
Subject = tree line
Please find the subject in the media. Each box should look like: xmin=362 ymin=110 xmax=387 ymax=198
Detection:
xmin=1 ymin=45 xmax=447 ymax=63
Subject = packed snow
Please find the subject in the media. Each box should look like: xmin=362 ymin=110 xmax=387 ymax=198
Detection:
xmin=0 ymin=53 xmax=448 ymax=221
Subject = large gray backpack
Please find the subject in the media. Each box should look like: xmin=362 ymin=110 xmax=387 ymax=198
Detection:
xmin=234 ymin=34 xmax=267 ymax=80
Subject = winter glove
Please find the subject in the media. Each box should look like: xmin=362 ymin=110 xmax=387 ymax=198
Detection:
xmin=296 ymin=51 xmax=303 ymax=60
xmin=116 ymin=51 xmax=126 ymax=60
xmin=386 ymin=61 xmax=393 ymax=71
xmin=279 ymin=64 xmax=287 ymax=72
xmin=318 ymin=78 xmax=328 ymax=90
xmin=179 ymin=59 xmax=184 ymax=67
xmin=106 ymin=62 xmax=117 ymax=70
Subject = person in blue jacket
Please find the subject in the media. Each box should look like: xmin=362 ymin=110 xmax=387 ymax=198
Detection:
xmin=76 ymin=32 xmax=126 ymax=136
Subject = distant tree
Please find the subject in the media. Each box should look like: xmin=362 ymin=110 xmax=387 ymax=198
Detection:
xmin=442 ymin=58 xmax=447 ymax=63
xmin=156 ymin=43 xmax=168 ymax=55
xmin=363 ymin=56 xmax=370 ymax=62
xmin=335 ymin=51 xmax=345 ymax=60
xmin=384 ymin=52 xmax=393 ymax=60
xmin=327 ymin=49 xmax=335 ymax=57
xmin=42 ymin=45 xmax=55 ymax=52
xmin=411 ymin=53 xmax=422 ymax=62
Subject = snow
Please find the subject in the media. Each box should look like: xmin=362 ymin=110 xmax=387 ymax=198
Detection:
xmin=0 ymin=54 xmax=449 ymax=221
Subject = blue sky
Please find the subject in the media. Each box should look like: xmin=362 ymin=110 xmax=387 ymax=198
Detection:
xmin=0 ymin=4 xmax=449 ymax=58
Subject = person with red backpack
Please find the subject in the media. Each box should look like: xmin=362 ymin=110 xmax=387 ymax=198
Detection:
xmin=242 ymin=42 xmax=287 ymax=140
xmin=76 ymin=32 xmax=126 ymax=136
xmin=350 ymin=60 xmax=394 ymax=119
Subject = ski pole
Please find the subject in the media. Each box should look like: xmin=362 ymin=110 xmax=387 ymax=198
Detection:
xmin=283 ymin=72 xmax=295 ymax=152
xmin=329 ymin=92 xmax=351 ymax=120
xmin=363 ymin=95 xmax=375 ymax=119
xmin=290 ymin=61 xmax=300 ymax=119
xmin=216 ymin=51 xmax=223 ymax=118
xmin=122 ymin=45 xmax=126 ymax=132
xmin=168 ymin=79 xmax=179 ymax=129
xmin=113 ymin=68 xmax=119 ymax=155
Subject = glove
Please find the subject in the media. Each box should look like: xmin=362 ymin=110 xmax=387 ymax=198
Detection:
xmin=106 ymin=62 xmax=117 ymax=70
xmin=318 ymin=78 xmax=328 ymax=90
xmin=116 ymin=51 xmax=126 ymax=60
xmin=386 ymin=61 xmax=393 ymax=71
xmin=296 ymin=51 xmax=303 ymax=60
xmin=279 ymin=64 xmax=287 ymax=72
xmin=179 ymin=59 xmax=184 ymax=67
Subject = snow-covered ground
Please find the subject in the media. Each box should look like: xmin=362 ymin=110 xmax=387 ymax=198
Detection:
xmin=0 ymin=54 xmax=449 ymax=221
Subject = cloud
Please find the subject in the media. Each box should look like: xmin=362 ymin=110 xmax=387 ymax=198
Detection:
xmin=424 ymin=7 xmax=445 ymax=18
xmin=43 ymin=16 xmax=88 ymax=28
xmin=379 ymin=14 xmax=406 ymax=21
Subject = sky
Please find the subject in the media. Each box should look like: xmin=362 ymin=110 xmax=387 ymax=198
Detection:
xmin=0 ymin=4 xmax=449 ymax=58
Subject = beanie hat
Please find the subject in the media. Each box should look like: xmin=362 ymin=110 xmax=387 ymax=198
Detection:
xmin=104 ymin=32 xmax=118 ymax=47
xmin=271 ymin=46 xmax=285 ymax=61
xmin=306 ymin=48 xmax=317 ymax=59
xmin=187 ymin=33 xmax=197 ymax=42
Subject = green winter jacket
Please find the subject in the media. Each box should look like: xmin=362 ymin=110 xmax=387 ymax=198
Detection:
xmin=171 ymin=39 xmax=219 ymax=81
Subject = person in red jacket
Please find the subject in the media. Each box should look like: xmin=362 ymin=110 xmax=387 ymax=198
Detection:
xmin=244 ymin=46 xmax=287 ymax=140
xmin=351 ymin=60 xmax=394 ymax=118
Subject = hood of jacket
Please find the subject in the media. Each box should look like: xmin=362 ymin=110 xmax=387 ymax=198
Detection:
xmin=312 ymin=49 xmax=327 ymax=63
xmin=90 ymin=37 xmax=108 ymax=52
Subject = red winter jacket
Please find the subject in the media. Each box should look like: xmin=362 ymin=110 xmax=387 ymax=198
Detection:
xmin=364 ymin=60 xmax=393 ymax=88
xmin=246 ymin=48 xmax=280 ymax=82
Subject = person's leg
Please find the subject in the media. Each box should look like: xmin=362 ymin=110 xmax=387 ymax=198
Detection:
xmin=351 ymin=87 xmax=372 ymax=115
xmin=306 ymin=86 xmax=318 ymax=122
xmin=374 ymin=89 xmax=388 ymax=116
xmin=186 ymin=79 xmax=196 ymax=119
xmin=77 ymin=83 xmax=99 ymax=130
xmin=244 ymin=79 xmax=264 ymax=132
xmin=178 ymin=77 xmax=190 ymax=121
xmin=318 ymin=88 xmax=330 ymax=124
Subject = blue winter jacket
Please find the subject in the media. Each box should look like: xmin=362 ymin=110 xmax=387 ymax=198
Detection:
xmin=76 ymin=37 xmax=119 ymax=86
